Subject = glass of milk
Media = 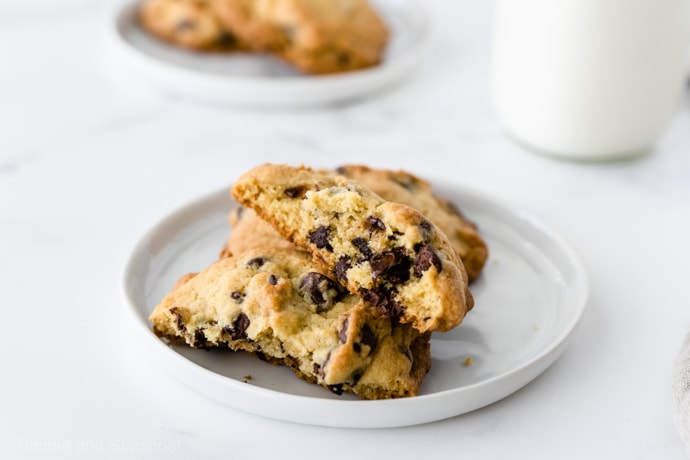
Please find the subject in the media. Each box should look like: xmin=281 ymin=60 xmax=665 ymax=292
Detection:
xmin=490 ymin=0 xmax=690 ymax=161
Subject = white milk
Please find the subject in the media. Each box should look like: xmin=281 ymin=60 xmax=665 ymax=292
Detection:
xmin=491 ymin=0 xmax=690 ymax=161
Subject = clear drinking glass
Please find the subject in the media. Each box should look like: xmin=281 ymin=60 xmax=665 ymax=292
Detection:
xmin=491 ymin=0 xmax=690 ymax=161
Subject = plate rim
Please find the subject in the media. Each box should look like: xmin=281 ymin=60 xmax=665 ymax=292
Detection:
xmin=121 ymin=182 xmax=589 ymax=428
xmin=104 ymin=0 xmax=433 ymax=107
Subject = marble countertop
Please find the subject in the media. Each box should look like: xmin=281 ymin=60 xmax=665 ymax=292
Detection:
xmin=2 ymin=0 xmax=689 ymax=458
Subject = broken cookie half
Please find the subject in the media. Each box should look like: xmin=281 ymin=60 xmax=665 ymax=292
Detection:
xmin=150 ymin=247 xmax=431 ymax=399
xmin=231 ymin=164 xmax=474 ymax=333
xmin=224 ymin=165 xmax=488 ymax=282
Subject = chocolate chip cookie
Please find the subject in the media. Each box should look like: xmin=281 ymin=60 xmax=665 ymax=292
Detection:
xmin=212 ymin=0 xmax=389 ymax=74
xmin=231 ymin=164 xmax=474 ymax=333
xmin=150 ymin=247 xmax=431 ymax=399
xmin=335 ymin=165 xmax=488 ymax=282
xmin=139 ymin=0 xmax=246 ymax=51
xmin=225 ymin=166 xmax=488 ymax=282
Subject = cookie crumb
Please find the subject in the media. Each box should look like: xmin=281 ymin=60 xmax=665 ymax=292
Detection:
xmin=243 ymin=374 xmax=253 ymax=383
xmin=463 ymin=357 xmax=474 ymax=367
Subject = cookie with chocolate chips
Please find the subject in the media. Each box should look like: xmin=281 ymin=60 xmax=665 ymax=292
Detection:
xmin=231 ymin=164 xmax=474 ymax=333
xmin=212 ymin=0 xmax=390 ymax=74
xmin=138 ymin=0 xmax=246 ymax=51
xmin=150 ymin=247 xmax=431 ymax=399
xmin=334 ymin=165 xmax=488 ymax=282
xmin=224 ymin=166 xmax=488 ymax=282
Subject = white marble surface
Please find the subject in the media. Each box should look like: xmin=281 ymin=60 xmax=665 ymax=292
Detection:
xmin=2 ymin=0 xmax=690 ymax=458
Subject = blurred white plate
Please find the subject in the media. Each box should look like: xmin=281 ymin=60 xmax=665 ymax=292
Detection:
xmin=121 ymin=183 xmax=588 ymax=428
xmin=106 ymin=0 xmax=431 ymax=107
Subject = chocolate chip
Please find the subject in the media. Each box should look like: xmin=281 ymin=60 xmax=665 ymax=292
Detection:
xmin=350 ymin=369 xmax=364 ymax=385
xmin=169 ymin=307 xmax=186 ymax=333
xmin=328 ymin=384 xmax=344 ymax=395
xmin=284 ymin=186 xmax=304 ymax=198
xmin=234 ymin=313 xmax=250 ymax=333
xmin=388 ymin=254 xmax=412 ymax=285
xmin=217 ymin=31 xmax=237 ymax=46
xmin=370 ymin=252 xmax=395 ymax=279
xmin=335 ymin=166 xmax=348 ymax=175
xmin=300 ymin=272 xmax=342 ymax=311
xmin=370 ymin=247 xmax=411 ymax=284
xmin=335 ymin=256 xmax=351 ymax=282
xmin=267 ymin=274 xmax=278 ymax=285
xmin=418 ymin=220 xmax=435 ymax=243
xmin=230 ymin=291 xmax=244 ymax=303
xmin=338 ymin=317 xmax=349 ymax=343
xmin=361 ymin=287 xmax=403 ymax=318
xmin=337 ymin=52 xmax=351 ymax=65
xmin=414 ymin=244 xmax=442 ymax=277
xmin=360 ymin=324 xmax=377 ymax=353
xmin=366 ymin=215 xmax=386 ymax=232
xmin=351 ymin=237 xmax=373 ymax=260
xmin=223 ymin=313 xmax=250 ymax=341
xmin=193 ymin=329 xmax=207 ymax=348
xmin=246 ymin=257 xmax=265 ymax=268
xmin=308 ymin=225 xmax=333 ymax=251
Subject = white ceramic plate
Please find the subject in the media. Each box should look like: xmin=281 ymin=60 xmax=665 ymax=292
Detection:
xmin=121 ymin=183 xmax=588 ymax=428
xmin=106 ymin=0 xmax=431 ymax=107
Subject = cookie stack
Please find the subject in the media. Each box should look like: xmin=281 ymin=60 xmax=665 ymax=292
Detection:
xmin=150 ymin=164 xmax=488 ymax=399
xmin=138 ymin=0 xmax=390 ymax=74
